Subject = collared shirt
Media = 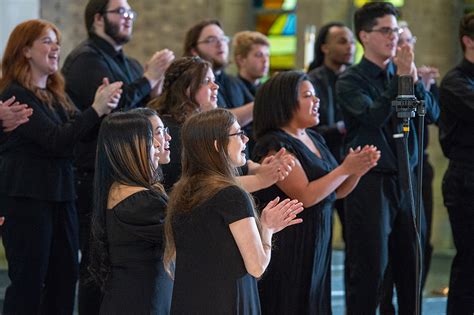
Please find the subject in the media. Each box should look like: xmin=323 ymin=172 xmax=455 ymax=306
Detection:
xmin=237 ymin=75 xmax=259 ymax=97
xmin=62 ymin=34 xmax=151 ymax=171
xmin=439 ymin=58 xmax=474 ymax=163
xmin=336 ymin=57 xmax=438 ymax=172
xmin=307 ymin=64 xmax=345 ymax=161
xmin=215 ymin=71 xmax=254 ymax=111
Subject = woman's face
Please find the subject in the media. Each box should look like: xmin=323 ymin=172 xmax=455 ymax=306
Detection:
xmin=149 ymin=115 xmax=171 ymax=164
xmin=226 ymin=121 xmax=249 ymax=167
xmin=194 ymin=67 xmax=219 ymax=112
xmin=291 ymin=80 xmax=320 ymax=128
xmin=24 ymin=28 xmax=60 ymax=81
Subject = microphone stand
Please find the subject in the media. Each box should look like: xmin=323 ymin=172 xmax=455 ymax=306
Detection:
xmin=392 ymin=77 xmax=425 ymax=315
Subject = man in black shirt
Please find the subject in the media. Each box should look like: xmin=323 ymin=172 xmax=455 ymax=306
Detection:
xmin=183 ymin=20 xmax=254 ymax=129
xmin=232 ymin=31 xmax=270 ymax=97
xmin=62 ymin=0 xmax=174 ymax=313
xmin=439 ymin=12 xmax=474 ymax=315
xmin=336 ymin=3 xmax=438 ymax=314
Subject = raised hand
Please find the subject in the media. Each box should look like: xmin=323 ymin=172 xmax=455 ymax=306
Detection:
xmin=91 ymin=78 xmax=123 ymax=116
xmin=255 ymin=148 xmax=295 ymax=188
xmin=394 ymin=44 xmax=416 ymax=81
xmin=260 ymin=197 xmax=304 ymax=234
xmin=0 ymin=96 xmax=33 ymax=132
xmin=417 ymin=65 xmax=439 ymax=91
xmin=341 ymin=145 xmax=381 ymax=177
xmin=144 ymin=49 xmax=175 ymax=88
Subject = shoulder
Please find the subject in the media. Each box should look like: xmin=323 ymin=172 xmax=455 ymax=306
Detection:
xmin=253 ymin=130 xmax=296 ymax=160
xmin=211 ymin=185 xmax=250 ymax=203
xmin=1 ymin=82 xmax=39 ymax=106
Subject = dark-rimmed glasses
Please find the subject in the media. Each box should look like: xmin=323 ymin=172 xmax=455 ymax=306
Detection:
xmin=228 ymin=130 xmax=246 ymax=140
xmin=197 ymin=36 xmax=230 ymax=46
xmin=103 ymin=7 xmax=137 ymax=20
xmin=367 ymin=27 xmax=403 ymax=37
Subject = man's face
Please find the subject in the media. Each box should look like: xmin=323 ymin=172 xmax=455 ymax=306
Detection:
xmin=361 ymin=14 xmax=399 ymax=61
xmin=102 ymin=0 xmax=134 ymax=45
xmin=193 ymin=24 xmax=229 ymax=71
xmin=237 ymin=44 xmax=270 ymax=81
xmin=323 ymin=26 xmax=355 ymax=66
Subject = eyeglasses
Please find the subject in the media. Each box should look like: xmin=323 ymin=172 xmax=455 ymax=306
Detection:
xmin=156 ymin=126 xmax=169 ymax=138
xmin=197 ymin=36 xmax=230 ymax=46
xmin=367 ymin=27 xmax=403 ymax=37
xmin=103 ymin=7 xmax=137 ymax=20
xmin=228 ymin=130 xmax=246 ymax=140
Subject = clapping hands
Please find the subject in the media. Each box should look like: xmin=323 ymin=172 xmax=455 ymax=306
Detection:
xmin=92 ymin=78 xmax=123 ymax=116
xmin=341 ymin=145 xmax=381 ymax=177
xmin=0 ymin=96 xmax=33 ymax=132
xmin=260 ymin=197 xmax=304 ymax=234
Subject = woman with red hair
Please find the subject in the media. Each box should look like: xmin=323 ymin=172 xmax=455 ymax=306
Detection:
xmin=0 ymin=19 xmax=122 ymax=314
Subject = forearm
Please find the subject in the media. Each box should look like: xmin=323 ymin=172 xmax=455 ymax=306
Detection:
xmin=335 ymin=174 xmax=360 ymax=199
xmin=238 ymin=175 xmax=268 ymax=193
xmin=229 ymin=102 xmax=253 ymax=127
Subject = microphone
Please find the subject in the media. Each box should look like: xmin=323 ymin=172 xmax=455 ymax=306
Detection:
xmin=392 ymin=75 xmax=419 ymax=136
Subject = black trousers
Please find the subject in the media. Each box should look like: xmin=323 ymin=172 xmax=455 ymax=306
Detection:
xmin=75 ymin=171 xmax=102 ymax=315
xmin=344 ymin=172 xmax=425 ymax=315
xmin=380 ymin=159 xmax=434 ymax=314
xmin=0 ymin=195 xmax=79 ymax=315
xmin=443 ymin=161 xmax=474 ymax=315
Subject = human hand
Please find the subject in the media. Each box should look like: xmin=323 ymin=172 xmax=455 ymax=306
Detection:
xmin=341 ymin=145 xmax=380 ymax=176
xmin=394 ymin=45 xmax=416 ymax=80
xmin=92 ymin=78 xmax=123 ymax=116
xmin=144 ymin=49 xmax=175 ymax=88
xmin=260 ymin=197 xmax=304 ymax=234
xmin=0 ymin=96 xmax=33 ymax=132
xmin=417 ymin=66 xmax=439 ymax=91
xmin=255 ymin=148 xmax=295 ymax=188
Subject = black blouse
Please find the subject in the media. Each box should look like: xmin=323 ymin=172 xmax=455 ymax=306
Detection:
xmin=0 ymin=82 xmax=100 ymax=201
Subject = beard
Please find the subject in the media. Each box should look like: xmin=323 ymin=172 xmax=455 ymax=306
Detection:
xmin=195 ymin=47 xmax=227 ymax=71
xmin=104 ymin=15 xmax=131 ymax=46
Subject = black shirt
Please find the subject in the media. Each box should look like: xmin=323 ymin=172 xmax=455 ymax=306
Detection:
xmin=171 ymin=185 xmax=260 ymax=314
xmin=336 ymin=57 xmax=439 ymax=172
xmin=62 ymin=34 xmax=151 ymax=171
xmin=0 ymin=82 xmax=100 ymax=201
xmin=237 ymin=75 xmax=259 ymax=97
xmin=307 ymin=64 xmax=345 ymax=161
xmin=439 ymin=58 xmax=474 ymax=163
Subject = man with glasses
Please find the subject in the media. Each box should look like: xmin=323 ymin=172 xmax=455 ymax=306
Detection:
xmin=336 ymin=2 xmax=438 ymax=314
xmin=439 ymin=12 xmax=474 ymax=315
xmin=62 ymin=0 xmax=174 ymax=314
xmin=183 ymin=20 xmax=254 ymax=134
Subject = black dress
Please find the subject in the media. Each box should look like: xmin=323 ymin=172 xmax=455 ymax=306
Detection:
xmin=171 ymin=185 xmax=261 ymax=315
xmin=252 ymin=129 xmax=338 ymax=315
xmin=100 ymin=189 xmax=173 ymax=315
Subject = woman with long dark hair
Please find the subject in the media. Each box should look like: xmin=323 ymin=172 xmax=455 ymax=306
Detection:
xmin=89 ymin=111 xmax=172 ymax=314
xmin=252 ymin=71 xmax=380 ymax=314
xmin=149 ymin=56 xmax=293 ymax=192
xmin=164 ymin=109 xmax=303 ymax=314
xmin=0 ymin=19 xmax=121 ymax=314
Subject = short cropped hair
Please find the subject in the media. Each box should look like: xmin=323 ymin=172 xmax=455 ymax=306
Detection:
xmin=354 ymin=2 xmax=399 ymax=43
xmin=460 ymin=12 xmax=474 ymax=52
xmin=232 ymin=31 xmax=270 ymax=61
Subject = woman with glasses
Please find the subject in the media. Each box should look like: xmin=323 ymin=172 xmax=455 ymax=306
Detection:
xmin=148 ymin=56 xmax=293 ymax=193
xmin=163 ymin=109 xmax=303 ymax=314
xmin=0 ymin=19 xmax=122 ymax=314
xmin=89 ymin=111 xmax=173 ymax=315
xmin=252 ymin=71 xmax=380 ymax=314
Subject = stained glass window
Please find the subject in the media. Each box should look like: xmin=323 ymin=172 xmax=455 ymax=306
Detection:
xmin=255 ymin=1 xmax=297 ymax=70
